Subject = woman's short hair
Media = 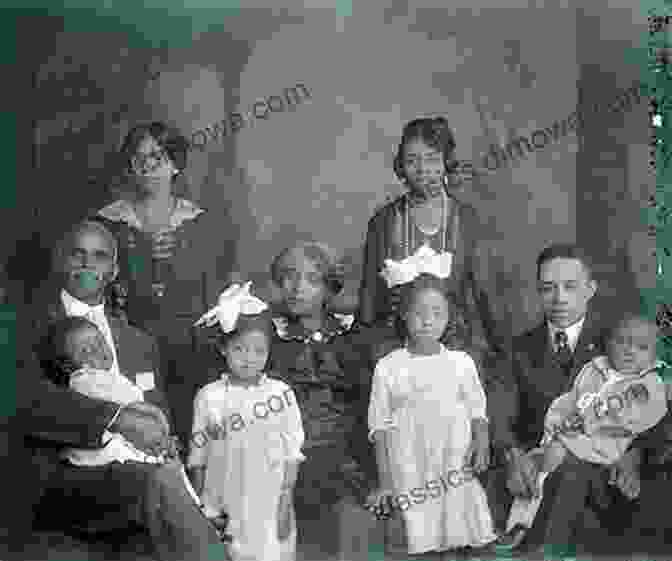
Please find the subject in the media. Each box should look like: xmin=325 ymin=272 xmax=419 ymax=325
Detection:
xmin=393 ymin=116 xmax=458 ymax=182
xmin=119 ymin=121 xmax=189 ymax=176
xmin=536 ymin=243 xmax=594 ymax=281
xmin=270 ymin=241 xmax=345 ymax=295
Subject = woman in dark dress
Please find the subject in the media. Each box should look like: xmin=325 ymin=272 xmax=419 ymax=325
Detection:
xmin=95 ymin=121 xmax=239 ymax=446
xmin=358 ymin=116 xmax=504 ymax=363
xmin=267 ymin=241 xmax=377 ymax=561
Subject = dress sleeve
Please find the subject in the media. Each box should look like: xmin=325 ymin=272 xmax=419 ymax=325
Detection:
xmin=611 ymin=373 xmax=668 ymax=435
xmin=187 ymin=385 xmax=211 ymax=468
xmin=458 ymin=352 xmax=488 ymax=420
xmin=279 ymin=385 xmax=306 ymax=462
xmin=367 ymin=360 xmax=395 ymax=441
xmin=357 ymin=209 xmax=386 ymax=327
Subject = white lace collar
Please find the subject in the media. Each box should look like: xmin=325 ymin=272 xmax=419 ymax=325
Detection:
xmin=98 ymin=198 xmax=204 ymax=230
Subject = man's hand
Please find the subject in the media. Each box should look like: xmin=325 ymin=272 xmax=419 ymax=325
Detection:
xmin=609 ymin=448 xmax=642 ymax=500
xmin=505 ymin=447 xmax=539 ymax=499
xmin=108 ymin=401 xmax=170 ymax=457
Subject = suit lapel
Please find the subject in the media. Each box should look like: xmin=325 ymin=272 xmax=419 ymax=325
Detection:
xmin=571 ymin=313 xmax=604 ymax=382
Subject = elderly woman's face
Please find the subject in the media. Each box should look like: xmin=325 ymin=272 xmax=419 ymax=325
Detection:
xmin=277 ymin=250 xmax=328 ymax=317
xmin=130 ymin=136 xmax=176 ymax=180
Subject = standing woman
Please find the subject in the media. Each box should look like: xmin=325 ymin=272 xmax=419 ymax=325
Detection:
xmin=358 ymin=116 xmax=504 ymax=361
xmin=95 ymin=121 xmax=239 ymax=446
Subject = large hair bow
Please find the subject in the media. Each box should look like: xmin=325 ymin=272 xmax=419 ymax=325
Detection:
xmin=194 ymin=282 xmax=268 ymax=332
xmin=379 ymin=244 xmax=453 ymax=288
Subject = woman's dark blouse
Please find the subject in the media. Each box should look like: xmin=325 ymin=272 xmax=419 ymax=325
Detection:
xmin=96 ymin=198 xmax=235 ymax=345
xmin=358 ymin=192 xmax=503 ymax=355
xmin=268 ymin=309 xmax=377 ymax=481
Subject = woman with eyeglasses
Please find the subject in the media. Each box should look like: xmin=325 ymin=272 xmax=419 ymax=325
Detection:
xmin=94 ymin=121 xmax=240 ymax=447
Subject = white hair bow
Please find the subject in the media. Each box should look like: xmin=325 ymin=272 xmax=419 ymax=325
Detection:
xmin=194 ymin=282 xmax=268 ymax=332
xmin=379 ymin=245 xmax=453 ymax=288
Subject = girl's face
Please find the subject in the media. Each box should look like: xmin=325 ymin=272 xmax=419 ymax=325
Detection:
xmin=404 ymin=288 xmax=450 ymax=344
xmin=66 ymin=326 xmax=114 ymax=371
xmin=401 ymin=138 xmax=448 ymax=199
xmin=130 ymin=136 xmax=177 ymax=182
xmin=277 ymin=250 xmax=329 ymax=318
xmin=223 ymin=329 xmax=269 ymax=382
xmin=608 ymin=319 xmax=657 ymax=375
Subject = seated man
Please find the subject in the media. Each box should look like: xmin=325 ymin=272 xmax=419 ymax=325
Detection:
xmin=487 ymin=244 xmax=643 ymax=553
xmin=19 ymin=220 xmax=229 ymax=561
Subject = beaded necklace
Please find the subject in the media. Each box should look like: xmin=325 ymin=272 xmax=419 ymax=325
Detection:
xmin=401 ymin=190 xmax=457 ymax=258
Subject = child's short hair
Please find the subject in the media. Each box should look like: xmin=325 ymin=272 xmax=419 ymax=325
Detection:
xmin=608 ymin=311 xmax=659 ymax=341
xmin=270 ymin=241 xmax=345 ymax=295
xmin=39 ymin=316 xmax=99 ymax=386
xmin=393 ymin=116 xmax=458 ymax=182
xmin=396 ymin=273 xmax=469 ymax=346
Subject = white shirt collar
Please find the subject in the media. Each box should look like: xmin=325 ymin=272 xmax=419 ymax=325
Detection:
xmin=61 ymin=289 xmax=105 ymax=316
xmin=548 ymin=315 xmax=586 ymax=352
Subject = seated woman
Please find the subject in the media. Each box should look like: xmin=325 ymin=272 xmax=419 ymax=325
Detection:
xmin=95 ymin=121 xmax=239 ymax=446
xmin=358 ymin=116 xmax=505 ymax=364
xmin=267 ymin=241 xmax=377 ymax=560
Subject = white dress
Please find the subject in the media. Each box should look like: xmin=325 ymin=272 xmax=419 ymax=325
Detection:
xmin=188 ymin=374 xmax=305 ymax=561
xmin=368 ymin=346 xmax=496 ymax=554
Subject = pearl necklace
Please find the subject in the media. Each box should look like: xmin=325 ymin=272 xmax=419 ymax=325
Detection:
xmin=402 ymin=191 xmax=451 ymax=258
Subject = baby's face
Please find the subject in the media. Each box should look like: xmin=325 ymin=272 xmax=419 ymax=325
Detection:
xmin=608 ymin=319 xmax=657 ymax=375
xmin=66 ymin=326 xmax=114 ymax=371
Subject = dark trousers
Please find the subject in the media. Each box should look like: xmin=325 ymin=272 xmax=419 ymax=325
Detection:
xmin=36 ymin=460 xmax=227 ymax=561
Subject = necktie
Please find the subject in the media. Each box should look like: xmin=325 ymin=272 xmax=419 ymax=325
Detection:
xmin=554 ymin=330 xmax=573 ymax=374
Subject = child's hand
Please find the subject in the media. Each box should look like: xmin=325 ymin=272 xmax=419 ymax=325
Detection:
xmin=466 ymin=418 xmax=490 ymax=473
xmin=277 ymin=490 xmax=293 ymax=541
xmin=364 ymin=487 xmax=395 ymax=520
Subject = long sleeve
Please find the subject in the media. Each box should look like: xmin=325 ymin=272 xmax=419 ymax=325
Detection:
xmin=279 ymin=386 xmax=305 ymax=462
xmin=458 ymin=351 xmax=488 ymax=419
xmin=187 ymin=386 xmax=211 ymax=468
xmin=357 ymin=209 xmax=386 ymax=327
xmin=17 ymin=351 xmax=119 ymax=447
xmin=367 ymin=361 xmax=395 ymax=441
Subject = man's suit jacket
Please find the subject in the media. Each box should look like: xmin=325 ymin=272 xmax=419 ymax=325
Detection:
xmin=490 ymin=311 xmax=608 ymax=457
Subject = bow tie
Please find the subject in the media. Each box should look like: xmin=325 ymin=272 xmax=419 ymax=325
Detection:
xmin=379 ymin=244 xmax=453 ymax=288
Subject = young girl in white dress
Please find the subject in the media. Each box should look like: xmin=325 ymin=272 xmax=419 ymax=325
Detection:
xmin=188 ymin=283 xmax=305 ymax=561
xmin=367 ymin=272 xmax=497 ymax=556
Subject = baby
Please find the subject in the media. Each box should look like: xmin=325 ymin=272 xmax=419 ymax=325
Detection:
xmin=499 ymin=313 xmax=668 ymax=549
xmin=41 ymin=316 xmax=206 ymax=507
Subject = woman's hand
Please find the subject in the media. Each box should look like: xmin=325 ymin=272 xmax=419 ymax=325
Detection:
xmin=151 ymin=230 xmax=178 ymax=260
xmin=277 ymin=490 xmax=293 ymax=541
xmin=609 ymin=448 xmax=642 ymax=500
xmin=465 ymin=418 xmax=490 ymax=473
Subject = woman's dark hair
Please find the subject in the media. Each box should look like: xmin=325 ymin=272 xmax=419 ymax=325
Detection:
xmin=395 ymin=273 xmax=470 ymax=347
xmin=393 ymin=117 xmax=458 ymax=182
xmin=119 ymin=121 xmax=189 ymax=176
xmin=39 ymin=316 xmax=98 ymax=386
xmin=270 ymin=241 xmax=345 ymax=295
xmin=536 ymin=243 xmax=594 ymax=281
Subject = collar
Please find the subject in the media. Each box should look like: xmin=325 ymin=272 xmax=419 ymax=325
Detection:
xmin=220 ymin=372 xmax=269 ymax=389
xmin=271 ymin=312 xmax=355 ymax=344
xmin=61 ymin=289 xmax=105 ymax=316
xmin=98 ymin=198 xmax=204 ymax=230
xmin=548 ymin=315 xmax=586 ymax=352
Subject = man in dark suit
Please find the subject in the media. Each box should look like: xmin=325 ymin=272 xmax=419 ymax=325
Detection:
xmin=20 ymin=220 xmax=228 ymax=561
xmin=488 ymin=243 xmax=640 ymax=552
